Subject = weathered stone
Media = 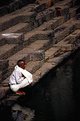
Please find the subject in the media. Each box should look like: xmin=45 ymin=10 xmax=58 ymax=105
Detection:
xmin=36 ymin=12 xmax=45 ymax=25
xmin=36 ymin=0 xmax=53 ymax=8
xmin=69 ymin=7 xmax=79 ymax=18
xmin=54 ymin=21 xmax=76 ymax=43
xmin=0 ymin=60 xmax=9 ymax=71
xmin=29 ymin=50 xmax=45 ymax=61
xmin=0 ymin=11 xmax=36 ymax=32
xmin=55 ymin=5 xmax=69 ymax=20
xmin=0 ymin=15 xmax=20 ymax=32
xmin=0 ymin=36 xmax=6 ymax=46
xmin=36 ymin=6 xmax=55 ymax=25
xmin=26 ymin=60 xmax=44 ymax=74
xmin=34 ymin=3 xmax=46 ymax=12
xmin=9 ymin=54 xmax=30 ymax=67
xmin=0 ymin=22 xmax=33 ymax=34
xmin=43 ymin=7 xmax=55 ymax=21
xmin=37 ymin=16 xmax=64 ymax=31
xmin=25 ymin=30 xmax=54 ymax=42
xmin=18 ymin=11 xmax=36 ymax=23
xmin=1 ymin=33 xmax=24 ymax=44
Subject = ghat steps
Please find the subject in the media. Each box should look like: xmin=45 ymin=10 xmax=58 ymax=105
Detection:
xmin=0 ymin=0 xmax=80 ymax=100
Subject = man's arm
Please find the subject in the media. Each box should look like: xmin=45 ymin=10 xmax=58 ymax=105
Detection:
xmin=15 ymin=71 xmax=24 ymax=84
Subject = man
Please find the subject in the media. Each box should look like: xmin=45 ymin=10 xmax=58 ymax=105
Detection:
xmin=9 ymin=59 xmax=33 ymax=95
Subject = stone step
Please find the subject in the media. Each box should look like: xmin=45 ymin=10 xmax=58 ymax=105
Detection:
xmin=53 ymin=29 xmax=80 ymax=47
xmin=36 ymin=16 xmax=64 ymax=31
xmin=0 ymin=43 xmax=24 ymax=59
xmin=75 ymin=20 xmax=80 ymax=29
xmin=0 ymin=16 xmax=64 ymax=41
xmin=32 ymin=29 xmax=80 ymax=84
xmin=69 ymin=6 xmax=79 ymax=18
xmin=0 ymin=44 xmax=16 ymax=59
xmin=24 ymin=30 xmax=54 ymax=42
xmin=0 ymin=11 xmax=36 ymax=32
xmin=54 ymin=18 xmax=77 ymax=43
xmin=45 ymin=29 xmax=80 ymax=60
xmin=2 ymin=28 xmax=80 ymax=84
xmin=7 ymin=39 xmax=51 ymax=67
xmin=35 ymin=2 xmax=70 ymax=26
xmin=54 ymin=0 xmax=72 ymax=8
xmin=35 ymin=6 xmax=55 ymax=25
xmin=1 ymin=33 xmax=24 ymax=44
xmin=0 ymin=35 xmax=6 ymax=46
xmin=10 ymin=4 xmax=37 ymax=15
xmin=0 ymin=59 xmax=9 ymax=71
xmin=0 ymin=16 xmax=64 ymax=45
xmin=0 ymin=22 xmax=33 ymax=35
xmin=25 ymin=60 xmax=44 ymax=74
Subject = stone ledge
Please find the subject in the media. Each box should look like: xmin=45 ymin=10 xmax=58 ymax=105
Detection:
xmin=1 ymin=33 xmax=24 ymax=44
xmin=9 ymin=50 xmax=45 ymax=67
xmin=25 ymin=30 xmax=54 ymax=42
xmin=0 ymin=59 xmax=9 ymax=70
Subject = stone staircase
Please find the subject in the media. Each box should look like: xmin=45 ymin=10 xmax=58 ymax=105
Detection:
xmin=0 ymin=0 xmax=80 ymax=100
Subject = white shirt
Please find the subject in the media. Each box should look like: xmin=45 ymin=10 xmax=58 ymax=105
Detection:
xmin=9 ymin=65 xmax=33 ymax=85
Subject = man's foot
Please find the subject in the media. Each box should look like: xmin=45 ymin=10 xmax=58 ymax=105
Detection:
xmin=16 ymin=91 xmax=26 ymax=95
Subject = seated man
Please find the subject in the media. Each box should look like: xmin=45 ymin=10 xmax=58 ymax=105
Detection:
xmin=9 ymin=59 xmax=33 ymax=95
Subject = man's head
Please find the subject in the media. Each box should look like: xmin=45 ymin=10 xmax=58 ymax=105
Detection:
xmin=17 ymin=59 xmax=26 ymax=69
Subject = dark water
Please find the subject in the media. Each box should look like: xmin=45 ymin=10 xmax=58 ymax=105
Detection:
xmin=0 ymin=49 xmax=80 ymax=121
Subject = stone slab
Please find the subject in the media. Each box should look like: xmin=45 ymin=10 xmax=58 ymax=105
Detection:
xmin=8 ymin=39 xmax=49 ymax=67
xmin=28 ymin=50 xmax=45 ymax=61
xmin=0 ymin=59 xmax=9 ymax=71
xmin=0 ymin=22 xmax=32 ymax=35
xmin=1 ymin=33 xmax=24 ymax=44
xmin=25 ymin=30 xmax=54 ymax=42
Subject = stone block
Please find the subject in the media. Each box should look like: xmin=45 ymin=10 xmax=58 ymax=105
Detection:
xmin=9 ymin=54 xmax=30 ymax=67
xmin=75 ymin=21 xmax=80 ymax=30
xmin=36 ymin=7 xmax=55 ymax=25
xmin=35 ymin=30 xmax=54 ymax=40
xmin=34 ymin=3 xmax=46 ymax=12
xmin=36 ymin=0 xmax=53 ymax=8
xmin=43 ymin=8 xmax=55 ymax=21
xmin=0 ymin=36 xmax=6 ymax=46
xmin=55 ymin=5 xmax=69 ymax=21
xmin=36 ymin=12 xmax=45 ymax=25
xmin=19 ymin=12 xmax=36 ymax=23
xmin=25 ymin=30 xmax=54 ymax=43
xmin=1 ymin=33 xmax=24 ymax=44
xmin=55 ymin=22 xmax=76 ymax=43
xmin=29 ymin=50 xmax=45 ymax=61
xmin=0 ymin=15 xmax=20 ymax=32
xmin=0 ymin=59 xmax=9 ymax=71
